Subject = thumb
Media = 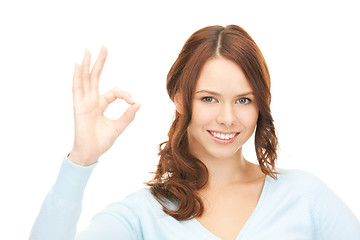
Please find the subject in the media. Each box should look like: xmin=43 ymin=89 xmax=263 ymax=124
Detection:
xmin=114 ymin=103 xmax=141 ymax=135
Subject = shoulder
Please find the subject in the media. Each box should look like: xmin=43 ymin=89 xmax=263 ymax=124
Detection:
xmin=272 ymin=168 xmax=359 ymax=221
xmin=121 ymin=188 xmax=156 ymax=204
xmin=105 ymin=188 xmax=162 ymax=211
xmin=87 ymin=188 xmax=167 ymax=236
xmin=271 ymin=168 xmax=329 ymax=196
xmin=264 ymin=167 xmax=340 ymax=207
xmin=81 ymin=189 xmax=177 ymax=239
xmin=271 ymin=168 xmax=360 ymax=238
xmin=275 ymin=167 xmax=323 ymax=183
xmin=98 ymin=188 xmax=168 ymax=221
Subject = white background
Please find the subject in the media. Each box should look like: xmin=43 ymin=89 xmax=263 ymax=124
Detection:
xmin=0 ymin=0 xmax=359 ymax=239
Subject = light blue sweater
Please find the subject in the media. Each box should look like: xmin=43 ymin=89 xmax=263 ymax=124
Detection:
xmin=30 ymin=156 xmax=360 ymax=240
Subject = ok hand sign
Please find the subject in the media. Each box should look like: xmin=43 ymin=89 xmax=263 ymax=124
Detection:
xmin=69 ymin=47 xmax=141 ymax=166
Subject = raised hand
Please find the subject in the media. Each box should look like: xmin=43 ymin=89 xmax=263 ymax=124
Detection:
xmin=69 ymin=46 xmax=141 ymax=166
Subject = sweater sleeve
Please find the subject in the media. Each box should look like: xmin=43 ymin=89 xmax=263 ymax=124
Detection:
xmin=29 ymin=156 xmax=97 ymax=240
xmin=309 ymin=174 xmax=360 ymax=240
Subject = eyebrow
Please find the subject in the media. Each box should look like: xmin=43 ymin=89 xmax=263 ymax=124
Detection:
xmin=195 ymin=90 xmax=255 ymax=98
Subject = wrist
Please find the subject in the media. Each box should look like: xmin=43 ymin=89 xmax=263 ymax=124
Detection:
xmin=67 ymin=150 xmax=98 ymax=166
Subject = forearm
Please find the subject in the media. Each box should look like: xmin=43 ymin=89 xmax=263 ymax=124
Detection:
xmin=30 ymin=156 xmax=97 ymax=240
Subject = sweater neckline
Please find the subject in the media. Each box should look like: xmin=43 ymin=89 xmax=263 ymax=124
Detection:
xmin=189 ymin=174 xmax=272 ymax=240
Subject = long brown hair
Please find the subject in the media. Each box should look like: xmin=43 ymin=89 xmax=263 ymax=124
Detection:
xmin=146 ymin=25 xmax=278 ymax=220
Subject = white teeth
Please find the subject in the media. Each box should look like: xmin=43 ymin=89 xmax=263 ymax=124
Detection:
xmin=210 ymin=131 xmax=236 ymax=140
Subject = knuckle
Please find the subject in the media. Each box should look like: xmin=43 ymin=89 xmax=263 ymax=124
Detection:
xmin=124 ymin=111 xmax=135 ymax=121
xmin=110 ymin=87 xmax=132 ymax=100
xmin=111 ymin=87 xmax=121 ymax=95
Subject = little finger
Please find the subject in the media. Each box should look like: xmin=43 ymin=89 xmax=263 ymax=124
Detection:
xmin=81 ymin=49 xmax=91 ymax=94
xmin=72 ymin=63 xmax=83 ymax=99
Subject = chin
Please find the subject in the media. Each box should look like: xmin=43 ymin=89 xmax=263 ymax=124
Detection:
xmin=203 ymin=146 xmax=243 ymax=161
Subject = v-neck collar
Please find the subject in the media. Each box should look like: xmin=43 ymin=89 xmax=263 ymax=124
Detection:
xmin=189 ymin=174 xmax=272 ymax=240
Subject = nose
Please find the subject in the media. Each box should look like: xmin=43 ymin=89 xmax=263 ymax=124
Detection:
xmin=216 ymin=103 xmax=235 ymax=126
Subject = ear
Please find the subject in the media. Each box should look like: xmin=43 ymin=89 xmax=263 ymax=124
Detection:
xmin=174 ymin=93 xmax=183 ymax=114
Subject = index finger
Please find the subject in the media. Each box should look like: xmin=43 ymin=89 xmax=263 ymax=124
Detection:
xmin=100 ymin=87 xmax=134 ymax=113
xmin=89 ymin=45 xmax=108 ymax=92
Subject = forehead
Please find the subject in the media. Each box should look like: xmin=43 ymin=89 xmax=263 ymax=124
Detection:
xmin=196 ymin=57 xmax=252 ymax=93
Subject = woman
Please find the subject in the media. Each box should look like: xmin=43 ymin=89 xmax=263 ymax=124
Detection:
xmin=30 ymin=25 xmax=360 ymax=240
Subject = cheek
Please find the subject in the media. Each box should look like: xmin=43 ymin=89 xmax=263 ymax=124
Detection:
xmin=237 ymin=107 xmax=259 ymax=128
xmin=191 ymin=104 xmax=215 ymax=127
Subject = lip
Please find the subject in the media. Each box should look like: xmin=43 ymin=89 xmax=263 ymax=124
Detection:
xmin=207 ymin=130 xmax=240 ymax=144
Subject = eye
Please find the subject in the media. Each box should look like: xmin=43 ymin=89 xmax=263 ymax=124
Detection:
xmin=237 ymin=98 xmax=251 ymax=104
xmin=202 ymin=96 xmax=216 ymax=103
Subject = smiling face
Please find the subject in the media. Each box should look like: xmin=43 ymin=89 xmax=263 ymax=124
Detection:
xmin=184 ymin=57 xmax=259 ymax=162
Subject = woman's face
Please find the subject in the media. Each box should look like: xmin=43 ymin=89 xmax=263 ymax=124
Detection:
xmin=186 ymin=57 xmax=259 ymax=162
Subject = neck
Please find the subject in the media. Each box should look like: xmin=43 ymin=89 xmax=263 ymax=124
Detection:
xmin=199 ymin=150 xmax=256 ymax=189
